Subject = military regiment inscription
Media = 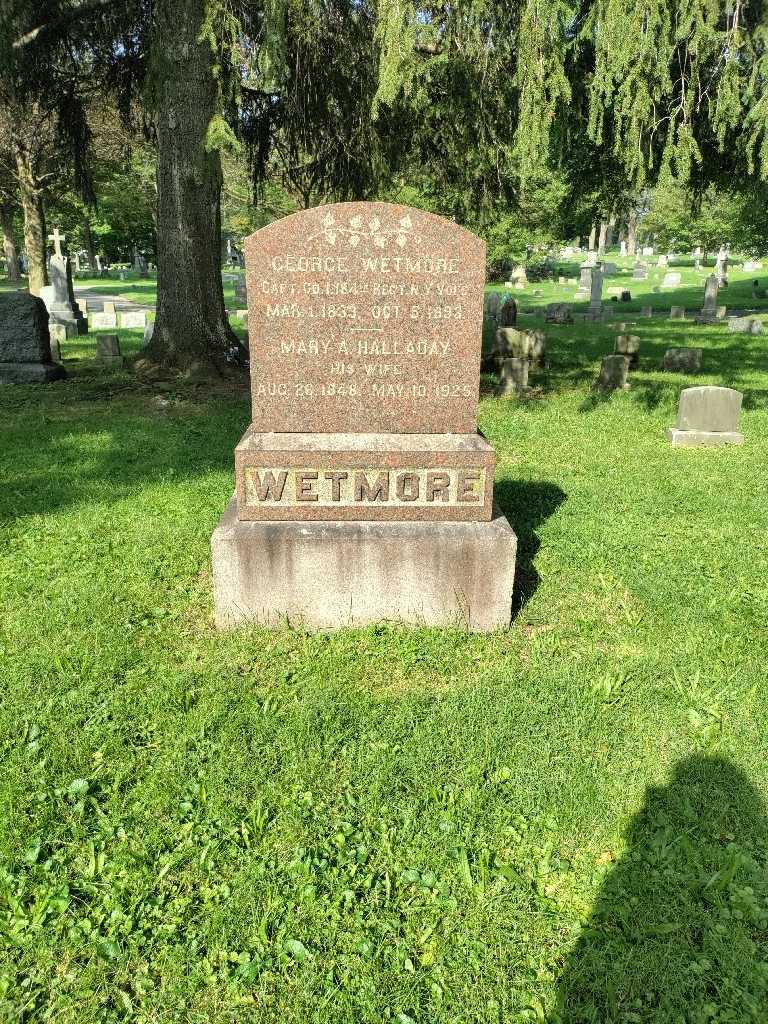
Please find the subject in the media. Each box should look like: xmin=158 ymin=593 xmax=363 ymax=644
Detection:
xmin=245 ymin=203 xmax=485 ymax=434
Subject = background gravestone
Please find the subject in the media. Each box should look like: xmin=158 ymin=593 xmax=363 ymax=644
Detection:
xmin=0 ymin=293 xmax=66 ymax=383
xmin=40 ymin=229 xmax=87 ymax=335
xmin=728 ymin=316 xmax=764 ymax=335
xmin=667 ymin=386 xmax=744 ymax=446
xmin=92 ymin=312 xmax=117 ymax=329
xmin=120 ymin=311 xmax=147 ymax=329
xmin=615 ymin=334 xmax=640 ymax=367
xmin=211 ymin=202 xmax=517 ymax=631
xmin=96 ymin=334 xmax=125 ymax=367
xmin=596 ymin=354 xmax=630 ymax=390
xmin=664 ymin=348 xmax=702 ymax=372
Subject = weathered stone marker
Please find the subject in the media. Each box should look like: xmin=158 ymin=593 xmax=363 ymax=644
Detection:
xmin=495 ymin=357 xmax=529 ymax=395
xmin=96 ymin=333 xmax=125 ymax=367
xmin=727 ymin=316 xmax=764 ymax=335
xmin=587 ymin=267 xmax=604 ymax=320
xmin=40 ymin=228 xmax=87 ymax=335
xmin=596 ymin=353 xmax=630 ymax=390
xmin=615 ymin=334 xmax=640 ymax=368
xmin=120 ymin=311 xmax=147 ymax=329
xmin=697 ymin=273 xmax=720 ymax=323
xmin=545 ymin=303 xmax=572 ymax=324
xmin=663 ymin=348 xmax=703 ymax=373
xmin=211 ymin=202 xmax=517 ymax=630
xmin=92 ymin=311 xmax=118 ymax=329
xmin=0 ymin=293 xmax=66 ymax=383
xmin=667 ymin=386 xmax=744 ymax=446
xmin=497 ymin=296 xmax=518 ymax=328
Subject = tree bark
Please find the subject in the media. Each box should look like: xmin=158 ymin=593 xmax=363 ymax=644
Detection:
xmin=627 ymin=210 xmax=638 ymax=257
xmin=597 ymin=219 xmax=608 ymax=255
xmin=606 ymin=214 xmax=616 ymax=249
xmin=143 ymin=0 xmax=244 ymax=373
xmin=588 ymin=223 xmax=597 ymax=251
xmin=83 ymin=216 xmax=97 ymax=272
xmin=0 ymin=200 xmax=21 ymax=281
xmin=15 ymin=149 xmax=48 ymax=295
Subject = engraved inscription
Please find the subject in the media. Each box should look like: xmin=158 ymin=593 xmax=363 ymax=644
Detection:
xmin=244 ymin=466 xmax=486 ymax=509
xmin=245 ymin=202 xmax=485 ymax=433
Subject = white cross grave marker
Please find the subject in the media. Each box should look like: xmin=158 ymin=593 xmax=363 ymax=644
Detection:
xmin=48 ymin=227 xmax=65 ymax=258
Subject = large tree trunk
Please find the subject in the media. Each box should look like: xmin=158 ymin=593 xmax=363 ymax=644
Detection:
xmin=597 ymin=219 xmax=608 ymax=255
xmin=606 ymin=214 xmax=616 ymax=249
xmin=83 ymin=216 xmax=97 ymax=272
xmin=0 ymin=200 xmax=21 ymax=282
xmin=15 ymin=150 xmax=47 ymax=295
xmin=627 ymin=210 xmax=638 ymax=257
xmin=143 ymin=0 xmax=244 ymax=374
xmin=588 ymin=223 xmax=597 ymax=251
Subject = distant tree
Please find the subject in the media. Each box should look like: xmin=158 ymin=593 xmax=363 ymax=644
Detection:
xmin=0 ymin=151 xmax=21 ymax=281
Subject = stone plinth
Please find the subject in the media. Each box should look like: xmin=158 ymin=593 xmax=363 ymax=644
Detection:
xmin=211 ymin=496 xmax=516 ymax=631
xmin=667 ymin=428 xmax=744 ymax=447
xmin=234 ymin=429 xmax=495 ymax=522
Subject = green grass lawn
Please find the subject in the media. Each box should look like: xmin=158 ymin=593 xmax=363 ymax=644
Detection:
xmin=1 ymin=271 xmax=768 ymax=1022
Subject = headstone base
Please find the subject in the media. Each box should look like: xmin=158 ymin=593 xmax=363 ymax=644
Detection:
xmin=666 ymin=428 xmax=744 ymax=447
xmin=97 ymin=355 xmax=126 ymax=368
xmin=0 ymin=362 xmax=66 ymax=384
xmin=211 ymin=496 xmax=517 ymax=631
xmin=234 ymin=429 xmax=496 ymax=522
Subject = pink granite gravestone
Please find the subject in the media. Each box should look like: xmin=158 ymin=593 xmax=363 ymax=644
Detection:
xmin=211 ymin=202 xmax=516 ymax=630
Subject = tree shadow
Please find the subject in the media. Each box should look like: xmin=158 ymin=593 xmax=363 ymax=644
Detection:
xmin=578 ymin=387 xmax=616 ymax=413
xmin=557 ymin=755 xmax=768 ymax=1023
xmin=0 ymin=371 xmax=248 ymax=523
xmin=493 ymin=479 xmax=567 ymax=617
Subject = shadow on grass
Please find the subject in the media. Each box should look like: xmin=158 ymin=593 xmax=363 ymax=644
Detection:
xmin=557 ymin=755 xmax=768 ymax=1022
xmin=494 ymin=479 xmax=567 ymax=618
xmin=0 ymin=371 xmax=248 ymax=523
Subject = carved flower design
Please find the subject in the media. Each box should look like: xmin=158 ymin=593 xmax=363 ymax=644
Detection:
xmin=307 ymin=210 xmax=422 ymax=246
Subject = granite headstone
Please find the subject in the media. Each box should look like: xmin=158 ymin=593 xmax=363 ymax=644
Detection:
xmin=212 ymin=202 xmax=518 ymax=630
xmin=0 ymin=293 xmax=66 ymax=382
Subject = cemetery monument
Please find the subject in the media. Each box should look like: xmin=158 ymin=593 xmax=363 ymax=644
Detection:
xmin=39 ymin=228 xmax=87 ymax=335
xmin=211 ymin=202 xmax=517 ymax=630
